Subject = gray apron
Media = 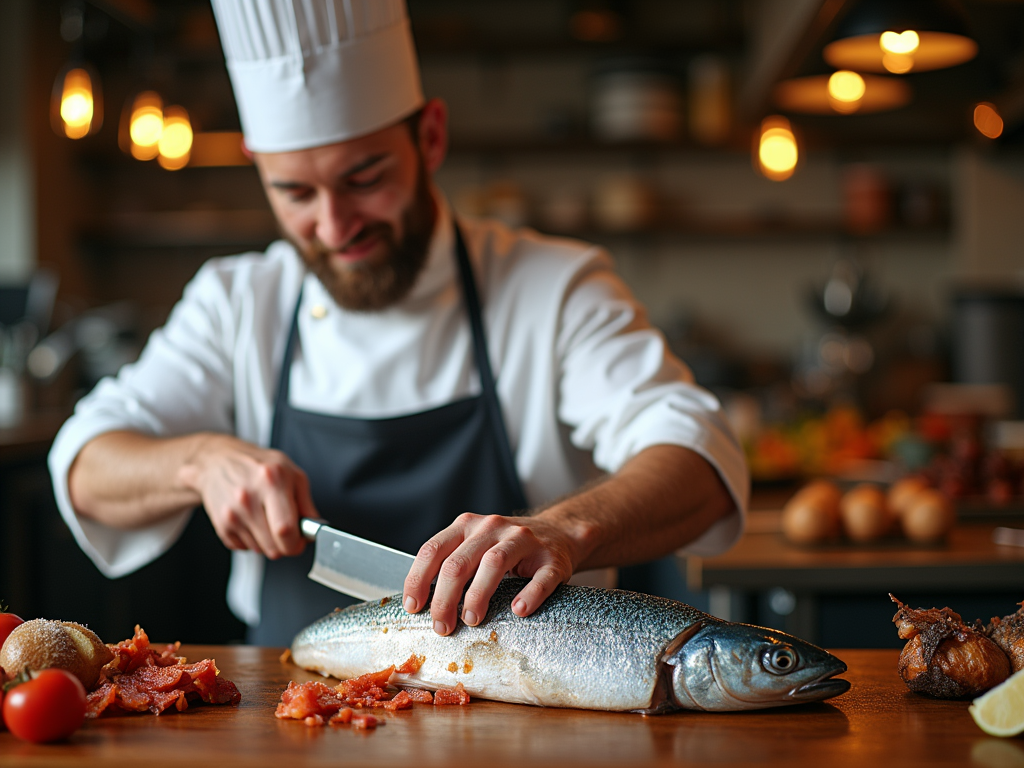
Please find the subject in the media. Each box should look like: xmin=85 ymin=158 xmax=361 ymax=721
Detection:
xmin=248 ymin=226 xmax=529 ymax=645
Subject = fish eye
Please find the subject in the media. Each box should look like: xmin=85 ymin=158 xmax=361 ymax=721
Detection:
xmin=764 ymin=646 xmax=798 ymax=675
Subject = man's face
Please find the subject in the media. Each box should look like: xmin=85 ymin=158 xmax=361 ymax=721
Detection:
xmin=254 ymin=114 xmax=440 ymax=311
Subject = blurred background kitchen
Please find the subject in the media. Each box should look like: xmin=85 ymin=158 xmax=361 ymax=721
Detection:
xmin=2 ymin=0 xmax=1024 ymax=646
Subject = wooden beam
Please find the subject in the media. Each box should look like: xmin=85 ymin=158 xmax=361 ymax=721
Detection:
xmin=736 ymin=0 xmax=853 ymax=120
xmin=87 ymin=0 xmax=157 ymax=31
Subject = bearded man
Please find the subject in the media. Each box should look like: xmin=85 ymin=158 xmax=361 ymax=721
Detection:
xmin=49 ymin=0 xmax=748 ymax=646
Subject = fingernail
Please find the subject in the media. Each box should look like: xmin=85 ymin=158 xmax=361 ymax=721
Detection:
xmin=463 ymin=610 xmax=478 ymax=626
xmin=404 ymin=596 xmax=416 ymax=613
xmin=433 ymin=620 xmax=448 ymax=636
xmin=512 ymin=599 xmax=526 ymax=615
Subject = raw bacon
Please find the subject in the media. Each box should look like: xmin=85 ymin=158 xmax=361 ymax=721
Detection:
xmin=433 ymin=682 xmax=470 ymax=706
xmin=275 ymin=681 xmax=346 ymax=721
xmin=403 ymin=688 xmax=433 ymax=704
xmin=274 ymin=661 xmax=442 ymax=728
xmin=86 ymin=626 xmax=241 ymax=717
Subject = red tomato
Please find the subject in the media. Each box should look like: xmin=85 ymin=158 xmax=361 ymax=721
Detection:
xmin=3 ymin=669 xmax=87 ymax=743
xmin=0 ymin=610 xmax=24 ymax=650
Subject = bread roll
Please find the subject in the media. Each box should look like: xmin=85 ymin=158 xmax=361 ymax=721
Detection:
xmin=888 ymin=476 xmax=931 ymax=518
xmin=901 ymin=489 xmax=955 ymax=543
xmin=782 ymin=481 xmax=842 ymax=545
xmin=0 ymin=619 xmax=113 ymax=689
xmin=840 ymin=483 xmax=894 ymax=542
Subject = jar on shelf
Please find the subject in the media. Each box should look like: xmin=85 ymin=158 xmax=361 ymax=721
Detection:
xmin=590 ymin=61 xmax=683 ymax=144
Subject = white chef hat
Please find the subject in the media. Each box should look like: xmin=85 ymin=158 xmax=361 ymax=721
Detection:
xmin=210 ymin=0 xmax=424 ymax=153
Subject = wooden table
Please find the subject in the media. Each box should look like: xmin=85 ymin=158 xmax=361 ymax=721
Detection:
xmin=0 ymin=647 xmax=1014 ymax=767
xmin=686 ymin=516 xmax=1024 ymax=642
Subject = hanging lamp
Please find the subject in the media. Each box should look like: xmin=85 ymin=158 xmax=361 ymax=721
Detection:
xmin=774 ymin=71 xmax=911 ymax=115
xmin=823 ymin=0 xmax=977 ymax=75
xmin=50 ymin=3 xmax=102 ymax=139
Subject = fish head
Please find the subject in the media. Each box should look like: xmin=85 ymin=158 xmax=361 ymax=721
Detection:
xmin=666 ymin=622 xmax=850 ymax=711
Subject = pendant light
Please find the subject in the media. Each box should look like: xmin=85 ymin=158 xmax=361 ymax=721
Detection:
xmin=755 ymin=116 xmax=798 ymax=182
xmin=773 ymin=72 xmax=911 ymax=115
xmin=823 ymin=0 xmax=977 ymax=74
xmin=122 ymin=90 xmax=164 ymax=160
xmin=51 ymin=63 xmax=102 ymax=139
xmin=50 ymin=3 xmax=102 ymax=139
xmin=157 ymin=106 xmax=194 ymax=170
xmin=974 ymin=103 xmax=1003 ymax=139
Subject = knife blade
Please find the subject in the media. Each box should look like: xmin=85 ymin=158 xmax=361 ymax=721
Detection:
xmin=301 ymin=518 xmax=415 ymax=602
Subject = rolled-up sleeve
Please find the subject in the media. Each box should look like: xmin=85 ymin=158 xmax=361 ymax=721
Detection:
xmin=48 ymin=261 xmax=239 ymax=578
xmin=555 ymin=252 xmax=749 ymax=555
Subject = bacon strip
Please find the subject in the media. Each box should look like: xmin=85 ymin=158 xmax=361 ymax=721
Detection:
xmin=274 ymin=658 xmax=446 ymax=727
xmin=87 ymin=626 xmax=241 ymax=718
xmin=433 ymin=682 xmax=470 ymax=706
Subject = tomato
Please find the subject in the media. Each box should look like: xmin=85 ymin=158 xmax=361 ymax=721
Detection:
xmin=3 ymin=669 xmax=87 ymax=743
xmin=0 ymin=609 xmax=24 ymax=651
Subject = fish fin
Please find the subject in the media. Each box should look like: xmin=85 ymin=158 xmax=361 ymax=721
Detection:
xmin=639 ymin=622 xmax=706 ymax=714
xmin=661 ymin=622 xmax=704 ymax=666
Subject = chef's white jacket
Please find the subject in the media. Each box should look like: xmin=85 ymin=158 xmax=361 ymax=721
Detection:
xmin=49 ymin=195 xmax=749 ymax=625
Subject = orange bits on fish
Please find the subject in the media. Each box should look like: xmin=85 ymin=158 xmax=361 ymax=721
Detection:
xmin=396 ymin=654 xmax=425 ymax=674
xmin=434 ymin=682 xmax=471 ymax=706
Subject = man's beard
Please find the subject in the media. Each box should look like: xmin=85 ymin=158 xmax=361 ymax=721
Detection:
xmin=292 ymin=164 xmax=435 ymax=312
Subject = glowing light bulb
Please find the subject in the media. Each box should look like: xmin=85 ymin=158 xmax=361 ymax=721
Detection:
xmin=59 ymin=68 xmax=94 ymax=139
xmin=827 ymin=70 xmax=866 ymax=113
xmin=128 ymin=91 xmax=163 ymax=160
xmin=757 ymin=116 xmax=797 ymax=181
xmin=974 ymin=103 xmax=1004 ymax=139
xmin=158 ymin=107 xmax=193 ymax=170
xmin=880 ymin=30 xmax=920 ymax=55
xmin=880 ymin=30 xmax=919 ymax=74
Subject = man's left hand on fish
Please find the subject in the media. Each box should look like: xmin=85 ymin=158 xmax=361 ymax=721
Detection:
xmin=49 ymin=0 xmax=750 ymax=649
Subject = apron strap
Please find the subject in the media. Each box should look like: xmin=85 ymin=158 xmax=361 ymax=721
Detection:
xmin=453 ymin=224 xmax=529 ymax=512
xmin=269 ymin=284 xmax=304 ymax=449
xmin=270 ymin=225 xmax=528 ymax=512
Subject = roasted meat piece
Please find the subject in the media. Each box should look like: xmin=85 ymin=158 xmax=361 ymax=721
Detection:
xmin=891 ymin=595 xmax=1011 ymax=698
xmin=986 ymin=602 xmax=1024 ymax=673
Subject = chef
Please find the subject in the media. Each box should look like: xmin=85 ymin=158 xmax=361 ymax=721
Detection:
xmin=49 ymin=0 xmax=749 ymax=646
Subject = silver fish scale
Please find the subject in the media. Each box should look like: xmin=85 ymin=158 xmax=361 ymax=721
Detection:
xmin=291 ymin=578 xmax=722 ymax=711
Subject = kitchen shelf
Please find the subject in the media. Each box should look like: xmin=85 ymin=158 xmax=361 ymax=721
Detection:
xmin=414 ymin=33 xmax=742 ymax=58
xmin=447 ymin=135 xmax=735 ymax=156
xmin=81 ymin=210 xmax=279 ymax=249
xmin=80 ymin=210 xmax=949 ymax=251
xmin=547 ymin=218 xmax=950 ymax=242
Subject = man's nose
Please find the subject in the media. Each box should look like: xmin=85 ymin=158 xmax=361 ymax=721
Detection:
xmin=316 ymin=192 xmax=360 ymax=250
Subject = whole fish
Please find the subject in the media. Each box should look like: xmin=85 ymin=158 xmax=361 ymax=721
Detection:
xmin=290 ymin=578 xmax=849 ymax=713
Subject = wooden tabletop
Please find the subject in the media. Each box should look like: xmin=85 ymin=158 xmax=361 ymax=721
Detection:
xmin=687 ymin=517 xmax=1024 ymax=592
xmin=0 ymin=646 xmax=1015 ymax=767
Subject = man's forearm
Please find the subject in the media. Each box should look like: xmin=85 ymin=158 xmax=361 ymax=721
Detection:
xmin=536 ymin=444 xmax=737 ymax=572
xmin=68 ymin=430 xmax=209 ymax=529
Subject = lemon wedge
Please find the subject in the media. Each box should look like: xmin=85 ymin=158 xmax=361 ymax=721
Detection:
xmin=970 ymin=668 xmax=1024 ymax=737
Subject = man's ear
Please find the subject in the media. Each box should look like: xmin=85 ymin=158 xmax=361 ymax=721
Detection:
xmin=416 ymin=98 xmax=448 ymax=174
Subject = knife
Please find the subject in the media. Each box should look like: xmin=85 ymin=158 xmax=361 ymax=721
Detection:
xmin=300 ymin=518 xmax=415 ymax=602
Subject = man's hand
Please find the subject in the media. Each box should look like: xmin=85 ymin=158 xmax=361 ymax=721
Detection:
xmin=401 ymin=445 xmax=736 ymax=636
xmin=68 ymin=429 xmax=318 ymax=560
xmin=401 ymin=513 xmax=588 ymax=636
xmin=177 ymin=434 xmax=317 ymax=559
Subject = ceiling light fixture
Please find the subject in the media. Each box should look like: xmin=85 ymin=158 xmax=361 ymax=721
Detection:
xmin=157 ymin=106 xmax=194 ymax=170
xmin=756 ymin=116 xmax=798 ymax=182
xmin=974 ymin=103 xmax=1003 ymax=139
xmin=774 ymin=74 xmax=911 ymax=115
xmin=51 ymin=64 xmax=102 ymax=139
xmin=823 ymin=0 xmax=976 ymax=74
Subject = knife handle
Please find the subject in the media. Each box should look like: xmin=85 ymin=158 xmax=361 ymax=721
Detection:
xmin=300 ymin=518 xmax=330 ymax=541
